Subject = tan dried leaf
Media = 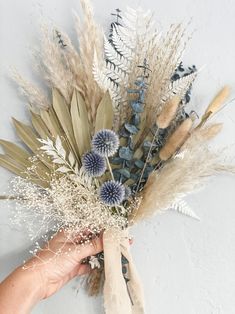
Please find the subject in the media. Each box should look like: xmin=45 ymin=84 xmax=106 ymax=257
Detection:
xmin=95 ymin=91 xmax=114 ymax=133
xmin=70 ymin=90 xmax=91 ymax=157
xmin=52 ymin=89 xmax=79 ymax=160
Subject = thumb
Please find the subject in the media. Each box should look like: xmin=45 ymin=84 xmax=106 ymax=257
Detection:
xmin=73 ymin=234 xmax=103 ymax=261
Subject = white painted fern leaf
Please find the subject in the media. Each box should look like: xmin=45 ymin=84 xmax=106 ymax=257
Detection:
xmin=93 ymin=7 xmax=156 ymax=104
xmin=169 ymin=199 xmax=200 ymax=220
xmin=111 ymin=27 xmax=133 ymax=60
xmin=104 ymin=37 xmax=131 ymax=72
xmin=161 ymin=72 xmax=197 ymax=104
xmin=93 ymin=50 xmax=122 ymax=102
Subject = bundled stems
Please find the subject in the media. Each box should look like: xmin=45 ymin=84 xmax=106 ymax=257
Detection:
xmin=136 ymin=127 xmax=159 ymax=192
xmin=105 ymin=156 xmax=115 ymax=180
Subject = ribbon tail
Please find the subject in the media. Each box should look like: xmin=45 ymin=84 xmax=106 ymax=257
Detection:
xmin=103 ymin=228 xmax=145 ymax=314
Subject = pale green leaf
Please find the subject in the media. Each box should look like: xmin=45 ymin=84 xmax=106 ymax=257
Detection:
xmin=70 ymin=90 xmax=91 ymax=157
xmin=52 ymin=89 xmax=80 ymax=161
xmin=31 ymin=111 xmax=51 ymax=139
xmin=95 ymin=91 xmax=114 ymax=133
xmin=0 ymin=139 xmax=31 ymax=167
xmin=12 ymin=118 xmax=53 ymax=171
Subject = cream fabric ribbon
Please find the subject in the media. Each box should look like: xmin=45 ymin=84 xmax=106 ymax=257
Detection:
xmin=103 ymin=228 xmax=145 ymax=314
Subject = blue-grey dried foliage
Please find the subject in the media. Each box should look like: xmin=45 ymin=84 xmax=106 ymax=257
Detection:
xmin=110 ymin=59 xmax=153 ymax=191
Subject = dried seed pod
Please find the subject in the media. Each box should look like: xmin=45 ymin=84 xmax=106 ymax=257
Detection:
xmin=205 ymin=86 xmax=230 ymax=115
xmin=156 ymin=95 xmax=181 ymax=129
xmin=159 ymin=117 xmax=193 ymax=161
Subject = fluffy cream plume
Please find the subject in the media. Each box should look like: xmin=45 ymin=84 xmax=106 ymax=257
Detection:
xmin=53 ymin=31 xmax=85 ymax=97
xmin=37 ymin=26 xmax=75 ymax=104
xmin=159 ymin=117 xmax=193 ymax=161
xmin=145 ymin=23 xmax=189 ymax=115
xmin=11 ymin=70 xmax=50 ymax=111
xmin=135 ymin=22 xmax=192 ymax=143
xmin=156 ymin=95 xmax=181 ymax=129
xmin=74 ymin=0 xmax=104 ymax=125
xmin=131 ymin=131 xmax=235 ymax=223
xmin=193 ymin=123 xmax=223 ymax=141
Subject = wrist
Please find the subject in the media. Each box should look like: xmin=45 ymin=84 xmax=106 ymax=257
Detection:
xmin=0 ymin=265 xmax=43 ymax=314
xmin=15 ymin=265 xmax=44 ymax=303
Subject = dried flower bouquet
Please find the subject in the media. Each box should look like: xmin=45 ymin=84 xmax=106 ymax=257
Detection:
xmin=0 ymin=1 xmax=234 ymax=313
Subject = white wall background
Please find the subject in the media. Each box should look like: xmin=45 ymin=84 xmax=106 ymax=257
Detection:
xmin=1 ymin=0 xmax=235 ymax=313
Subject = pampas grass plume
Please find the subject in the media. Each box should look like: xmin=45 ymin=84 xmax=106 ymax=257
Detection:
xmin=156 ymin=95 xmax=181 ymax=129
xmin=196 ymin=123 xmax=223 ymax=141
xmin=159 ymin=117 xmax=193 ymax=161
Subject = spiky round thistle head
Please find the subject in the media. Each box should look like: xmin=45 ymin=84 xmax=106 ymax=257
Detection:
xmin=82 ymin=151 xmax=106 ymax=177
xmin=100 ymin=180 xmax=125 ymax=206
xmin=92 ymin=129 xmax=119 ymax=157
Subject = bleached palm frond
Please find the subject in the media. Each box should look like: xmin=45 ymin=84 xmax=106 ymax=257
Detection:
xmin=169 ymin=199 xmax=200 ymax=220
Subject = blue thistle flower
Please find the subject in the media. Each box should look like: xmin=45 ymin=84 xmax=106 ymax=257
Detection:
xmin=82 ymin=151 xmax=106 ymax=177
xmin=92 ymin=129 xmax=119 ymax=157
xmin=100 ymin=180 xmax=125 ymax=206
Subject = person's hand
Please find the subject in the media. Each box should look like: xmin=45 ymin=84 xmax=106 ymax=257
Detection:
xmin=0 ymin=231 xmax=103 ymax=314
xmin=27 ymin=231 xmax=103 ymax=299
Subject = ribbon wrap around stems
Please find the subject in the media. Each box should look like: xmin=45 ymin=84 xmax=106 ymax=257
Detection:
xmin=103 ymin=228 xmax=145 ymax=314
